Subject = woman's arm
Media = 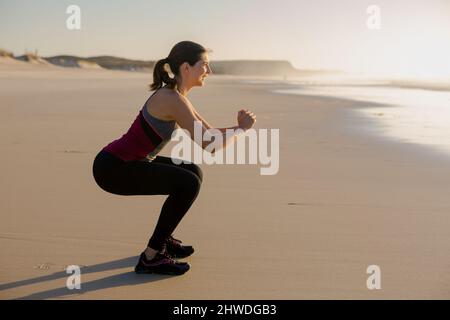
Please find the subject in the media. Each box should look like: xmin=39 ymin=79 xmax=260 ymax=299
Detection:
xmin=169 ymin=94 xmax=251 ymax=152
xmin=193 ymin=108 xmax=239 ymax=134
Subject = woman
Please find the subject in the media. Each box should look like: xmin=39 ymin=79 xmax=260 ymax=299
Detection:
xmin=92 ymin=41 xmax=256 ymax=276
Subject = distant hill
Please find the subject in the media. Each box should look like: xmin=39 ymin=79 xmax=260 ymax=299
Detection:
xmin=85 ymin=56 xmax=153 ymax=71
xmin=16 ymin=53 xmax=51 ymax=65
xmin=44 ymin=55 xmax=153 ymax=71
xmin=43 ymin=55 xmax=305 ymax=76
xmin=45 ymin=55 xmax=95 ymax=68
xmin=2 ymin=49 xmax=338 ymax=76
xmin=0 ymin=48 xmax=14 ymax=58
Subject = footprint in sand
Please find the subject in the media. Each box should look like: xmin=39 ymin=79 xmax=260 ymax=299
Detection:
xmin=33 ymin=263 xmax=88 ymax=271
xmin=33 ymin=263 xmax=54 ymax=270
xmin=63 ymin=149 xmax=85 ymax=153
xmin=62 ymin=264 xmax=88 ymax=270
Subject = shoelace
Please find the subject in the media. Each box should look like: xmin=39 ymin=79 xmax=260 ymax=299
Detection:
xmin=167 ymin=235 xmax=182 ymax=246
xmin=142 ymin=252 xmax=176 ymax=265
xmin=159 ymin=251 xmax=177 ymax=264
xmin=168 ymin=236 xmax=182 ymax=244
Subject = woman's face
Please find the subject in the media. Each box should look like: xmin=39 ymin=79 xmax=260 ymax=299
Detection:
xmin=188 ymin=52 xmax=212 ymax=87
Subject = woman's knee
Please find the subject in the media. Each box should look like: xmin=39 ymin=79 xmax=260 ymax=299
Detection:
xmin=184 ymin=163 xmax=203 ymax=183
xmin=178 ymin=170 xmax=202 ymax=195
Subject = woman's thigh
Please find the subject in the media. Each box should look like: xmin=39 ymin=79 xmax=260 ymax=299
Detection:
xmin=100 ymin=160 xmax=201 ymax=196
xmin=151 ymin=156 xmax=203 ymax=182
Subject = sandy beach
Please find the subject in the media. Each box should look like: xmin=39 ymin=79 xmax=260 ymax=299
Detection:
xmin=1 ymin=60 xmax=449 ymax=299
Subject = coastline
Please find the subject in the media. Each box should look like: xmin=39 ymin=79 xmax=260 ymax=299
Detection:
xmin=272 ymin=83 xmax=450 ymax=160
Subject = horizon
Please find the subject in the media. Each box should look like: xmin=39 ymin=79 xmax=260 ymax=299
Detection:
xmin=3 ymin=49 xmax=346 ymax=73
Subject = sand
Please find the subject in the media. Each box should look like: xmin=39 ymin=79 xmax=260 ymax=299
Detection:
xmin=0 ymin=61 xmax=449 ymax=299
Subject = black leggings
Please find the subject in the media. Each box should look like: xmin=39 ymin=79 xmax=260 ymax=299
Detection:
xmin=92 ymin=150 xmax=202 ymax=251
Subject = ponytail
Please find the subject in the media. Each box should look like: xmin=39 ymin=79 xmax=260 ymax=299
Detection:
xmin=150 ymin=58 xmax=177 ymax=91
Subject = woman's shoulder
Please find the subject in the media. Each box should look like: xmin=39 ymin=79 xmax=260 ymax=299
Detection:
xmin=146 ymin=88 xmax=190 ymax=121
xmin=156 ymin=87 xmax=192 ymax=108
xmin=152 ymin=87 xmax=185 ymax=104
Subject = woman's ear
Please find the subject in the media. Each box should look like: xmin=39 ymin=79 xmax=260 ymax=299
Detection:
xmin=181 ymin=62 xmax=190 ymax=73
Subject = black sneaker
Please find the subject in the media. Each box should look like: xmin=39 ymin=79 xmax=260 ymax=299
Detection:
xmin=134 ymin=252 xmax=190 ymax=275
xmin=165 ymin=235 xmax=195 ymax=259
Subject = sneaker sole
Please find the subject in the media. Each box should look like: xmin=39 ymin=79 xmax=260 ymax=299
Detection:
xmin=167 ymin=248 xmax=195 ymax=259
xmin=134 ymin=264 xmax=190 ymax=276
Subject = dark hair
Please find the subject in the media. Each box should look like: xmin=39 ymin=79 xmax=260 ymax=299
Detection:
xmin=150 ymin=41 xmax=208 ymax=91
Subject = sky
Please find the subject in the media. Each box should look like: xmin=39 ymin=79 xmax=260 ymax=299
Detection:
xmin=1 ymin=0 xmax=449 ymax=78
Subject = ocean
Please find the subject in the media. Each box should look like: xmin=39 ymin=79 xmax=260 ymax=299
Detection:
xmin=271 ymin=76 xmax=450 ymax=157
